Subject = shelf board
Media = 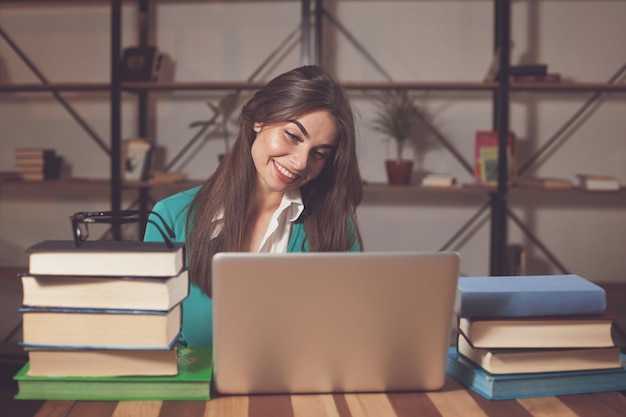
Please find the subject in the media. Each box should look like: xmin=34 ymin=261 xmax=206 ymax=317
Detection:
xmin=0 ymin=81 xmax=499 ymax=94
xmin=124 ymin=81 xmax=498 ymax=92
xmin=0 ymin=82 xmax=111 ymax=93
xmin=3 ymin=81 xmax=625 ymax=94
xmin=342 ymin=81 xmax=498 ymax=91
xmin=511 ymin=82 xmax=626 ymax=92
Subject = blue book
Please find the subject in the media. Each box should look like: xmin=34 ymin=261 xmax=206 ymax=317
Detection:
xmin=446 ymin=347 xmax=626 ymax=400
xmin=455 ymin=274 xmax=606 ymax=318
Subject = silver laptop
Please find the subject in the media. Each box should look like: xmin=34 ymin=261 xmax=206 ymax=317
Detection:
xmin=212 ymin=251 xmax=460 ymax=394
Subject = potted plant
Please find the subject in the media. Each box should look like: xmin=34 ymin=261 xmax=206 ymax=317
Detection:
xmin=188 ymin=91 xmax=241 ymax=161
xmin=372 ymin=89 xmax=423 ymax=185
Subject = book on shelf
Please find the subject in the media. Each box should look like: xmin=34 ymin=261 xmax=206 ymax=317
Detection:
xmin=455 ymin=274 xmax=607 ymax=318
xmin=15 ymin=346 xmax=212 ymax=401
xmin=18 ymin=173 xmax=47 ymax=181
xmin=14 ymin=148 xmax=56 ymax=159
xmin=20 ymin=305 xmax=181 ymax=349
xmin=446 ymin=347 xmax=626 ymax=400
xmin=473 ymin=130 xmax=517 ymax=186
xmin=120 ymin=46 xmax=162 ymax=82
xmin=26 ymin=347 xmax=178 ymax=377
xmin=456 ymin=333 xmax=622 ymax=375
xmin=509 ymin=64 xmax=548 ymax=76
xmin=21 ymin=269 xmax=188 ymax=311
xmin=458 ymin=313 xmax=615 ymax=349
xmin=26 ymin=240 xmax=185 ymax=277
xmin=517 ymin=177 xmax=574 ymax=190
xmin=14 ymin=148 xmax=62 ymax=181
xmin=421 ymin=173 xmax=457 ymax=188
xmin=577 ymin=173 xmax=621 ymax=191
xmin=512 ymin=73 xmax=561 ymax=83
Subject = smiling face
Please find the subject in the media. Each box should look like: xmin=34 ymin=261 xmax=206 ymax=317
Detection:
xmin=251 ymin=110 xmax=338 ymax=197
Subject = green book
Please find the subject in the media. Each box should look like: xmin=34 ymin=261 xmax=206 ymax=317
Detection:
xmin=14 ymin=346 xmax=212 ymax=401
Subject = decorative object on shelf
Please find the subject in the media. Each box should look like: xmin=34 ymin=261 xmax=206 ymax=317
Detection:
xmin=482 ymin=47 xmax=501 ymax=83
xmin=473 ymin=130 xmax=517 ymax=186
xmin=188 ymin=91 xmax=241 ymax=159
xmin=372 ymin=90 xmax=434 ymax=185
xmin=121 ymin=138 xmax=152 ymax=181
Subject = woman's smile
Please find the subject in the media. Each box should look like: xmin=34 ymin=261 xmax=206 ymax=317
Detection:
xmin=273 ymin=160 xmax=298 ymax=182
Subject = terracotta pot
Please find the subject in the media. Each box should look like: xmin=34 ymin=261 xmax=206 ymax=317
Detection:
xmin=385 ymin=159 xmax=413 ymax=185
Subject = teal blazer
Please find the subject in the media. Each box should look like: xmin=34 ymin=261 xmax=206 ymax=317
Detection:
xmin=144 ymin=186 xmax=360 ymax=346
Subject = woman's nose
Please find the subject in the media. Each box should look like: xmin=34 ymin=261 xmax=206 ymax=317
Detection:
xmin=290 ymin=147 xmax=309 ymax=171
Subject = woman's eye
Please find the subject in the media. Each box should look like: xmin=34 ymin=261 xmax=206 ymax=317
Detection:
xmin=285 ymin=131 xmax=300 ymax=143
xmin=314 ymin=151 xmax=331 ymax=161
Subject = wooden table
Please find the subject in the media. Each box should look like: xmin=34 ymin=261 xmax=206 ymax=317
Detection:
xmin=30 ymin=378 xmax=626 ymax=417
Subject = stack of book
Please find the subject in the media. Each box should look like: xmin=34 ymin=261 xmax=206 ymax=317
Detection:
xmin=447 ymin=274 xmax=626 ymax=400
xmin=510 ymin=64 xmax=561 ymax=83
xmin=14 ymin=239 xmax=213 ymax=401
xmin=14 ymin=148 xmax=62 ymax=181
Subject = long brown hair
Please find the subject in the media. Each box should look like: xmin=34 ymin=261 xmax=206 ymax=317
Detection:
xmin=186 ymin=65 xmax=363 ymax=296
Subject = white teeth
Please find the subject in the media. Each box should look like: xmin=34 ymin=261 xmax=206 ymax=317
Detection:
xmin=275 ymin=161 xmax=297 ymax=179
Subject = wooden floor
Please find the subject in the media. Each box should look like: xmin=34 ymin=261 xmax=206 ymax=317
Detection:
xmin=1 ymin=268 xmax=625 ymax=416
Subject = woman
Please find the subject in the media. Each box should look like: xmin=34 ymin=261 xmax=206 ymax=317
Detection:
xmin=144 ymin=65 xmax=363 ymax=346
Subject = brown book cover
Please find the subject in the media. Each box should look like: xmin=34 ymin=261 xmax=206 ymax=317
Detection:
xmin=512 ymin=73 xmax=561 ymax=83
xmin=120 ymin=46 xmax=160 ymax=82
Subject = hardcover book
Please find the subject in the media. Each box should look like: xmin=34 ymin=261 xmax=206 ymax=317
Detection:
xmin=21 ymin=305 xmax=181 ymax=349
xmin=473 ymin=130 xmax=517 ymax=185
xmin=15 ymin=346 xmax=212 ymax=401
xmin=120 ymin=46 xmax=160 ymax=82
xmin=21 ymin=269 xmax=188 ymax=311
xmin=421 ymin=173 xmax=457 ymax=188
xmin=512 ymin=73 xmax=561 ymax=83
xmin=455 ymin=274 xmax=607 ymax=318
xmin=458 ymin=313 xmax=615 ymax=349
xmin=457 ymin=333 xmax=621 ymax=374
xmin=26 ymin=240 xmax=185 ymax=277
xmin=517 ymin=177 xmax=574 ymax=190
xmin=446 ymin=347 xmax=626 ymax=400
xmin=509 ymin=64 xmax=548 ymax=76
xmin=577 ymin=174 xmax=621 ymax=192
xmin=15 ymin=148 xmax=62 ymax=180
xmin=26 ymin=347 xmax=178 ymax=377
xmin=14 ymin=148 xmax=56 ymax=159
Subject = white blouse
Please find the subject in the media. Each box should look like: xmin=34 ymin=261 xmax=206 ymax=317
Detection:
xmin=257 ymin=189 xmax=304 ymax=253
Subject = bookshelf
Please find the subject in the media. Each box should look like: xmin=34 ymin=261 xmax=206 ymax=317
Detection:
xmin=1 ymin=1 xmax=625 ymax=276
